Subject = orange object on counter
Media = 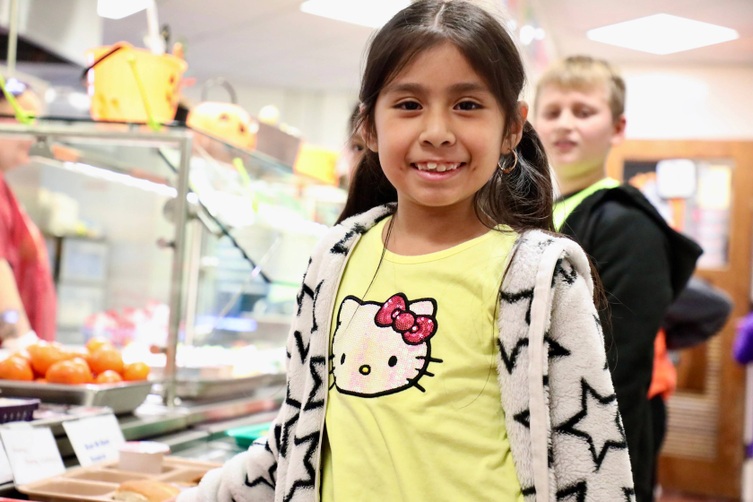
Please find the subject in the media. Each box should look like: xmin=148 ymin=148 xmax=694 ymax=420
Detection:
xmin=27 ymin=341 xmax=70 ymax=376
xmin=122 ymin=361 xmax=150 ymax=381
xmin=95 ymin=369 xmax=123 ymax=383
xmin=0 ymin=355 xmax=33 ymax=381
xmin=294 ymin=143 xmax=339 ymax=185
xmin=86 ymin=335 xmax=113 ymax=354
xmin=187 ymin=78 xmax=258 ymax=150
xmin=85 ymin=42 xmax=187 ymax=124
xmin=87 ymin=346 xmax=124 ymax=375
xmin=46 ymin=358 xmax=93 ymax=384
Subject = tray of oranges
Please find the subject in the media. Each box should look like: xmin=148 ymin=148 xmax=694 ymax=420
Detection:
xmin=0 ymin=337 xmax=153 ymax=415
xmin=0 ymin=380 xmax=151 ymax=415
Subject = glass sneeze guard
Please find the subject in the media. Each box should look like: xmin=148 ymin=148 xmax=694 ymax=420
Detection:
xmin=0 ymin=117 xmax=345 ymax=405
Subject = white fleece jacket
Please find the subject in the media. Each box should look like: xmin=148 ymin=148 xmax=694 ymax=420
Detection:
xmin=178 ymin=204 xmax=635 ymax=502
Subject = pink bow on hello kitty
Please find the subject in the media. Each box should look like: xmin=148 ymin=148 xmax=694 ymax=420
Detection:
xmin=375 ymin=293 xmax=437 ymax=345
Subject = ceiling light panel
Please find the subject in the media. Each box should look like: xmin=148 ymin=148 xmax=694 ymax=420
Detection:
xmin=587 ymin=13 xmax=739 ymax=55
xmin=300 ymin=0 xmax=410 ymax=29
xmin=97 ymin=0 xmax=151 ymax=19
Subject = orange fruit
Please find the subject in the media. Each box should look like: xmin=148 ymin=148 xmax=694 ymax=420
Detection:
xmin=122 ymin=362 xmax=150 ymax=381
xmin=8 ymin=350 xmax=30 ymax=362
xmin=46 ymin=359 xmax=93 ymax=385
xmin=67 ymin=347 xmax=89 ymax=358
xmin=86 ymin=336 xmax=113 ymax=354
xmin=69 ymin=356 xmax=91 ymax=370
xmin=87 ymin=347 xmax=124 ymax=375
xmin=95 ymin=370 xmax=123 ymax=384
xmin=0 ymin=356 xmax=34 ymax=381
xmin=27 ymin=342 xmax=71 ymax=377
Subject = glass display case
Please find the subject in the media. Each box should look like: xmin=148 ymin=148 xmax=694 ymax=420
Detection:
xmin=0 ymin=117 xmax=347 ymax=406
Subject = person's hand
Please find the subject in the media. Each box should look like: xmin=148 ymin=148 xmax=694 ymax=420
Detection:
xmin=0 ymin=310 xmax=19 ymax=341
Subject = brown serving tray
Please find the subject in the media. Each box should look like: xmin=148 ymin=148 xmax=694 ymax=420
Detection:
xmin=0 ymin=380 xmax=153 ymax=414
xmin=17 ymin=456 xmax=220 ymax=502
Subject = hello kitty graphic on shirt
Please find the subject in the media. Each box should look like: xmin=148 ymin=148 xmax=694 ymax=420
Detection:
xmin=330 ymin=293 xmax=443 ymax=398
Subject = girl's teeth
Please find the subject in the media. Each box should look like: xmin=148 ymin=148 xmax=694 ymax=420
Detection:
xmin=416 ymin=162 xmax=459 ymax=171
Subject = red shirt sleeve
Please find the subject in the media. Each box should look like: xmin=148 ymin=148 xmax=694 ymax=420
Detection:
xmin=0 ymin=176 xmax=57 ymax=341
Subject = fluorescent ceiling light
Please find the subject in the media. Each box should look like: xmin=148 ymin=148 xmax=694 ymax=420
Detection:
xmin=587 ymin=13 xmax=739 ymax=55
xmin=300 ymin=0 xmax=410 ymax=29
xmin=97 ymin=0 xmax=151 ymax=20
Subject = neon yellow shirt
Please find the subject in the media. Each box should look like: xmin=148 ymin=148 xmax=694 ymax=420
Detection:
xmin=321 ymin=217 xmax=522 ymax=501
xmin=553 ymin=177 xmax=620 ymax=231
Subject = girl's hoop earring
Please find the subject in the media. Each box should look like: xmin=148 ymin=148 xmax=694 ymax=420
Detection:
xmin=498 ymin=149 xmax=518 ymax=174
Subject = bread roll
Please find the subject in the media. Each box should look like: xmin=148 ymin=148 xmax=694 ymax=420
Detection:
xmin=112 ymin=479 xmax=181 ymax=502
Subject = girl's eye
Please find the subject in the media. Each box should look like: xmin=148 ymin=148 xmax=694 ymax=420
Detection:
xmin=396 ymin=101 xmax=421 ymax=111
xmin=456 ymin=101 xmax=481 ymax=111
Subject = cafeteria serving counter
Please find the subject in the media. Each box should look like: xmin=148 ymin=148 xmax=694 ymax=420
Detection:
xmin=0 ymin=392 xmax=282 ymax=497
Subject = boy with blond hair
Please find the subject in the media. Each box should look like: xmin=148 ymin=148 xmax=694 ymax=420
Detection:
xmin=534 ymin=55 xmax=702 ymax=502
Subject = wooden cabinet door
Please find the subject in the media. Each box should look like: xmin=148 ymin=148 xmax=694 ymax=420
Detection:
xmin=607 ymin=140 xmax=753 ymax=500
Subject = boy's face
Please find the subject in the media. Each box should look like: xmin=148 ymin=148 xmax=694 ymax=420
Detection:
xmin=534 ymin=82 xmax=625 ymax=187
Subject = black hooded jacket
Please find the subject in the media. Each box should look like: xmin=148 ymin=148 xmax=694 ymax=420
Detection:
xmin=558 ymin=183 xmax=702 ymax=502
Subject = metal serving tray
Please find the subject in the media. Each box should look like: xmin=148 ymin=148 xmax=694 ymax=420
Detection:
xmin=154 ymin=372 xmax=286 ymax=401
xmin=0 ymin=380 xmax=153 ymax=414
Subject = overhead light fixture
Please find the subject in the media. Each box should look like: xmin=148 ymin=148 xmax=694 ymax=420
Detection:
xmin=300 ymin=0 xmax=410 ymax=29
xmin=97 ymin=0 xmax=151 ymax=20
xmin=587 ymin=13 xmax=739 ymax=55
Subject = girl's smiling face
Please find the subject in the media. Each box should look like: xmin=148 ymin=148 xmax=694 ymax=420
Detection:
xmin=367 ymin=42 xmax=508 ymax=214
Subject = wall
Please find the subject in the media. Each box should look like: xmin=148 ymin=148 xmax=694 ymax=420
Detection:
xmin=181 ymin=64 xmax=753 ymax=154
xmin=621 ymin=65 xmax=753 ymax=140
xmin=0 ymin=0 xmax=101 ymax=67
xmin=181 ymin=84 xmax=358 ymax=152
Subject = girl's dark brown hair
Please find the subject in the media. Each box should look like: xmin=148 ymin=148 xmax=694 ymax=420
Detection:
xmin=336 ymin=0 xmax=553 ymax=233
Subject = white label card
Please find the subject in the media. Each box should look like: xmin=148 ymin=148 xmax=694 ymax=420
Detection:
xmin=0 ymin=440 xmax=13 ymax=485
xmin=62 ymin=413 xmax=125 ymax=467
xmin=0 ymin=425 xmax=65 ymax=485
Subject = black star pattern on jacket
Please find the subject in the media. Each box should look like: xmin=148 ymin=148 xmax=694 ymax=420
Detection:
xmin=556 ymin=480 xmax=587 ymax=501
xmin=545 ymin=333 xmax=571 ymax=359
xmin=293 ymin=331 xmax=309 ymax=363
xmin=295 ymin=260 xmax=313 ymax=316
xmin=284 ymin=432 xmax=319 ymax=502
xmin=553 ymin=258 xmax=578 ymax=286
xmin=514 ymin=409 xmax=531 ymax=428
xmin=279 ymin=381 xmax=301 ymax=458
xmin=303 ymin=356 xmax=326 ymax=411
xmin=497 ymin=337 xmax=529 ymax=374
xmin=244 ymin=471 xmax=274 ymax=491
xmin=558 ymin=477 xmax=637 ymax=502
xmin=330 ymin=223 xmax=368 ymax=255
xmin=500 ymin=286 xmax=534 ymax=325
xmin=555 ymin=378 xmax=628 ymax=470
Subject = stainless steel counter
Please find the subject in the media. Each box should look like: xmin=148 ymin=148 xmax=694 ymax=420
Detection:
xmin=0 ymin=392 xmax=282 ymax=497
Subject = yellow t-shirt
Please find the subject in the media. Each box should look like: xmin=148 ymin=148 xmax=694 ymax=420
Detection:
xmin=321 ymin=217 xmax=522 ymax=501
